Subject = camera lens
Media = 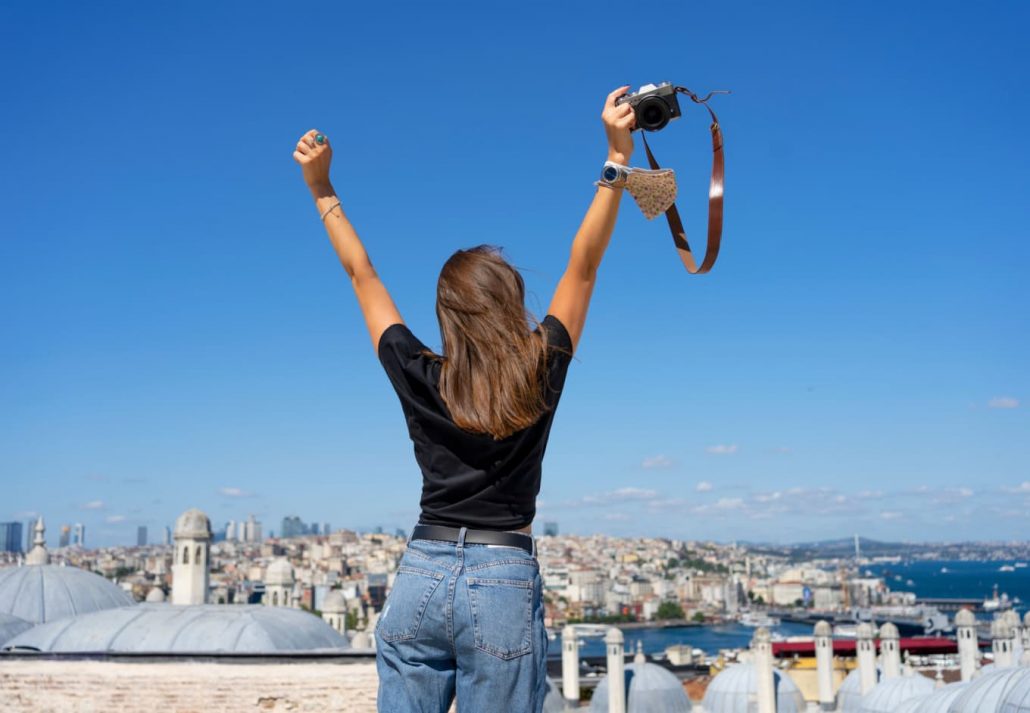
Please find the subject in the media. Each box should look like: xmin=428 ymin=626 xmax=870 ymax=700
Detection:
xmin=637 ymin=96 xmax=671 ymax=131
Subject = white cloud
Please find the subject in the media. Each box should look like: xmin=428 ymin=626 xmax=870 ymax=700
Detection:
xmin=578 ymin=487 xmax=659 ymax=507
xmin=218 ymin=487 xmax=253 ymax=498
xmin=642 ymin=455 xmax=674 ymax=469
xmin=715 ymin=498 xmax=744 ymax=510
xmin=880 ymin=511 xmax=902 ymax=520
xmin=81 ymin=500 xmax=105 ymax=511
xmin=1002 ymin=482 xmax=1030 ymax=494
xmin=706 ymin=444 xmax=738 ymax=455
xmin=754 ymin=491 xmax=782 ymax=503
xmin=696 ymin=481 xmax=713 ymax=493
xmin=988 ymin=396 xmax=1019 ymax=409
xmin=105 ymin=515 xmax=126 ymax=524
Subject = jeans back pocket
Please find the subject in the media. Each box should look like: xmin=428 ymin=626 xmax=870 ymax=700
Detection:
xmin=466 ymin=574 xmax=535 ymax=660
xmin=376 ymin=565 xmax=445 ymax=642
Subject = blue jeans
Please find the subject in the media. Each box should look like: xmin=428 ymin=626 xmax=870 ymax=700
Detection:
xmin=374 ymin=526 xmax=549 ymax=712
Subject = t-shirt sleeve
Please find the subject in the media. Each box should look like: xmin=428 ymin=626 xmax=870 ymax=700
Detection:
xmin=377 ymin=323 xmax=435 ymax=400
xmin=540 ymin=314 xmax=575 ymax=405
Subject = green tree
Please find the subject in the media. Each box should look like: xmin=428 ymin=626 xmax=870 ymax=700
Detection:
xmin=655 ymin=601 xmax=685 ymax=620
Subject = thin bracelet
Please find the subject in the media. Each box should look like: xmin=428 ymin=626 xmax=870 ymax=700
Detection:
xmin=320 ymin=200 xmax=342 ymax=222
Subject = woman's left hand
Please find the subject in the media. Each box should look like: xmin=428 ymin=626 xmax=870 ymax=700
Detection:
xmin=293 ymin=129 xmax=332 ymax=190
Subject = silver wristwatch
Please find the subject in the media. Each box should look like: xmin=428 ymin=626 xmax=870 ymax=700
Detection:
xmin=596 ymin=160 xmax=631 ymax=188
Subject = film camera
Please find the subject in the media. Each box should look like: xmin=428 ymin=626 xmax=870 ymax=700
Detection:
xmin=614 ymin=82 xmax=681 ymax=132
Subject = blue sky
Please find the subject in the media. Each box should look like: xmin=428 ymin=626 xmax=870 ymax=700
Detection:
xmin=2 ymin=2 xmax=1027 ymax=547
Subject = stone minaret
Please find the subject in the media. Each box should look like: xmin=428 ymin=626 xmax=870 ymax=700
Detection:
xmin=1004 ymin=610 xmax=1024 ymax=662
xmin=879 ymin=622 xmax=901 ymax=679
xmin=605 ymin=626 xmax=626 ymax=713
xmin=955 ymin=608 xmax=979 ymax=682
xmin=814 ymin=620 xmax=835 ymax=710
xmin=172 ymin=508 xmax=211 ymax=605
xmin=1022 ymin=611 xmax=1030 ymax=666
xmin=25 ymin=516 xmax=50 ymax=566
xmin=991 ymin=613 xmax=1014 ymax=668
xmin=753 ymin=626 xmax=776 ymax=713
xmin=561 ymin=625 xmax=580 ymax=702
xmin=321 ymin=589 xmax=347 ymax=634
xmin=264 ymin=558 xmax=295 ymax=608
xmin=857 ymin=622 xmax=877 ymax=695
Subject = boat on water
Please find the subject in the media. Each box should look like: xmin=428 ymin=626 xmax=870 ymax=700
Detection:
xmin=999 ymin=565 xmax=1016 ymax=572
xmin=738 ymin=611 xmax=781 ymax=627
xmin=940 ymin=566 xmax=950 ymax=573
xmin=1015 ymin=562 xmax=1027 ymax=568
xmin=833 ymin=623 xmax=858 ymax=638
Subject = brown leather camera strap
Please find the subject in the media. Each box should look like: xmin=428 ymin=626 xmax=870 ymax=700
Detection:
xmin=639 ymin=88 xmax=725 ymax=274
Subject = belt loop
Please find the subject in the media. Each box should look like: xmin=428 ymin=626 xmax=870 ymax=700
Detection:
xmin=457 ymin=526 xmax=467 ymax=551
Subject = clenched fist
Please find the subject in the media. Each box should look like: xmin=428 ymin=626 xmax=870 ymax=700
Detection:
xmin=602 ymin=86 xmax=636 ymax=165
xmin=293 ymin=129 xmax=332 ymax=190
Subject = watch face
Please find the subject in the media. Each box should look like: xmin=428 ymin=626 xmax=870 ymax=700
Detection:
xmin=603 ymin=166 xmax=619 ymax=182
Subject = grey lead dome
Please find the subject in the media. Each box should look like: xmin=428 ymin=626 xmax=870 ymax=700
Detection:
xmin=0 ymin=564 xmax=136 ymax=625
xmin=5 ymin=604 xmax=351 ymax=654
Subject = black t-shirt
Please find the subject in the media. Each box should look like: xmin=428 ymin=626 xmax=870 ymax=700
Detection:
xmin=377 ymin=314 xmax=575 ymax=531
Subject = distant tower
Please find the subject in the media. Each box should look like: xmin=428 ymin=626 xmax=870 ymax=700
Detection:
xmin=172 ymin=508 xmax=212 ymax=605
xmin=73 ymin=522 xmax=85 ymax=547
xmin=857 ymin=622 xmax=877 ymax=694
xmin=25 ymin=516 xmax=50 ymax=566
xmin=880 ymin=622 xmax=901 ymax=678
xmin=814 ymin=620 xmax=835 ymax=710
xmin=58 ymin=524 xmax=71 ymax=548
xmin=162 ymin=526 xmax=171 ymax=545
xmin=561 ymin=625 xmax=580 ymax=702
xmin=955 ymin=608 xmax=978 ymax=682
xmin=854 ymin=534 xmax=861 ymax=564
xmin=264 ymin=558 xmax=295 ymax=607
xmin=321 ymin=589 xmax=347 ymax=634
xmin=225 ymin=520 xmax=236 ymax=542
xmin=605 ymin=626 xmax=626 ymax=713
xmin=753 ymin=627 xmax=775 ymax=713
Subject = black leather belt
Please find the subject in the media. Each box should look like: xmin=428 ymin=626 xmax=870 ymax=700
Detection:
xmin=411 ymin=524 xmax=535 ymax=555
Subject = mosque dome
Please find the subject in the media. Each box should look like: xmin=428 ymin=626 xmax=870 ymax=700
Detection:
xmin=0 ymin=612 xmax=33 ymax=646
xmin=893 ymin=681 xmax=967 ymax=713
xmin=145 ymin=587 xmax=166 ymax=603
xmin=174 ymin=509 xmax=212 ymax=539
xmin=955 ymin=609 xmax=977 ymax=627
xmin=589 ymin=658 xmax=692 ymax=713
xmin=814 ymin=620 xmax=833 ymax=637
xmin=948 ymin=667 xmax=1030 ymax=713
xmin=4 ymin=604 xmax=350 ymax=653
xmin=859 ymin=672 xmax=935 ymax=713
xmin=350 ymin=631 xmax=372 ymax=649
xmin=322 ymin=589 xmax=346 ymax=614
xmin=0 ymin=564 xmax=136 ymax=624
xmin=999 ymin=667 xmax=1030 ymax=713
xmin=836 ymin=665 xmax=883 ymax=713
xmin=543 ymin=677 xmax=567 ymax=713
xmin=701 ymin=663 xmax=805 ymax=713
xmin=265 ymin=558 xmax=295 ymax=586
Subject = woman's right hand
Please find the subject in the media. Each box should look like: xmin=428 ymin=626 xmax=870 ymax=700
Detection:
xmin=602 ymin=85 xmax=636 ymax=165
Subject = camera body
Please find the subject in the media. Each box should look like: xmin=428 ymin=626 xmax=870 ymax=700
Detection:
xmin=615 ymin=82 xmax=681 ymax=132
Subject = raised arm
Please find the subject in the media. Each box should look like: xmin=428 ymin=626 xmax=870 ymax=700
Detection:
xmin=546 ymin=86 xmax=636 ymax=355
xmin=292 ymin=129 xmax=403 ymax=354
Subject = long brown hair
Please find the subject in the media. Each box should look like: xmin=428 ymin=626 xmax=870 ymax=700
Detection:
xmin=421 ymin=245 xmax=561 ymax=441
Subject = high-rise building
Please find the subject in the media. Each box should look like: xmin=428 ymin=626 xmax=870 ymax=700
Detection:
xmin=281 ymin=515 xmax=303 ymax=539
xmin=163 ymin=525 xmax=172 ymax=545
xmin=72 ymin=523 xmax=86 ymax=548
xmin=59 ymin=525 xmax=71 ymax=548
xmin=137 ymin=526 xmax=148 ymax=547
xmin=323 ymin=522 xmax=330 ymax=536
xmin=243 ymin=514 xmax=262 ymax=543
xmin=25 ymin=520 xmax=33 ymax=551
xmin=0 ymin=522 xmax=24 ymax=553
xmin=543 ymin=521 xmax=559 ymax=537
xmin=225 ymin=520 xmax=236 ymax=542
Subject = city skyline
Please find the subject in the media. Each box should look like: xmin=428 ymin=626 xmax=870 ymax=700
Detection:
xmin=2 ymin=3 xmax=1027 ymax=547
